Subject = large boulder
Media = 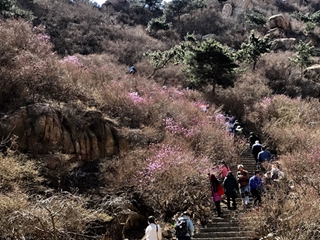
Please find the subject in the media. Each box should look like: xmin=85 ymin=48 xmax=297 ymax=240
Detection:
xmin=304 ymin=64 xmax=320 ymax=78
xmin=201 ymin=34 xmax=220 ymax=41
xmin=232 ymin=0 xmax=253 ymax=17
xmin=271 ymin=38 xmax=296 ymax=51
xmin=267 ymin=27 xmax=286 ymax=39
xmin=222 ymin=4 xmax=233 ymax=18
xmin=0 ymin=103 xmax=118 ymax=160
xmin=268 ymin=14 xmax=290 ymax=30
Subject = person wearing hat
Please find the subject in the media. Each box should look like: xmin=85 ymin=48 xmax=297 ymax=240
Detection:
xmin=223 ymin=171 xmax=238 ymax=210
xmin=235 ymin=125 xmax=243 ymax=136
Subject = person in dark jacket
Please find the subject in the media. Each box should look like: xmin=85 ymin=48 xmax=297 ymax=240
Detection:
xmin=248 ymin=132 xmax=260 ymax=147
xmin=251 ymin=140 xmax=262 ymax=165
xmin=249 ymin=170 xmax=263 ymax=206
xmin=237 ymin=165 xmax=250 ymax=208
xmin=223 ymin=171 xmax=238 ymax=210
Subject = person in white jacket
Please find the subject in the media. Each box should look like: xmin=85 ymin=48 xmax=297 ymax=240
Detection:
xmin=142 ymin=216 xmax=162 ymax=240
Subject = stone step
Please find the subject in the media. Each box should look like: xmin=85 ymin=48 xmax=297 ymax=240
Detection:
xmin=205 ymin=222 xmax=241 ymax=228
xmin=194 ymin=231 xmax=254 ymax=238
xmin=192 ymin=237 xmax=255 ymax=240
xmin=199 ymin=226 xmax=242 ymax=232
xmin=191 ymin=150 xmax=259 ymax=240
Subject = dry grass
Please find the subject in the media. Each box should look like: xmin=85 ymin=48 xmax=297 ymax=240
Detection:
xmin=2 ymin=1 xmax=320 ymax=239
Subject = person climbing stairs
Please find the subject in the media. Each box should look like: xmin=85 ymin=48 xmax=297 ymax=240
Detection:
xmin=192 ymin=149 xmax=258 ymax=240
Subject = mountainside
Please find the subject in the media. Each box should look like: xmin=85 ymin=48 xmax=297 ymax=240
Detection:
xmin=0 ymin=0 xmax=320 ymax=239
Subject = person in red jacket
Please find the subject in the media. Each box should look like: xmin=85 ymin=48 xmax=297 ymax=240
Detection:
xmin=210 ymin=174 xmax=223 ymax=217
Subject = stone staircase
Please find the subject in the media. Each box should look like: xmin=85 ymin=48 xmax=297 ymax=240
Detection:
xmin=193 ymin=148 xmax=258 ymax=240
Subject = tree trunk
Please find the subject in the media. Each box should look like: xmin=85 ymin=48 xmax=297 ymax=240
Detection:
xmin=211 ymin=79 xmax=216 ymax=96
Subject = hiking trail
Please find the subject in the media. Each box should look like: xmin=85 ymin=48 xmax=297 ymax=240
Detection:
xmin=192 ymin=149 xmax=258 ymax=240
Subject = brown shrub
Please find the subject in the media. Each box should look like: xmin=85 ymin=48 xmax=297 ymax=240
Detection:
xmin=107 ymin=25 xmax=169 ymax=65
xmin=0 ymin=192 xmax=111 ymax=239
xmin=0 ymin=19 xmax=88 ymax=111
xmin=0 ymin=151 xmax=43 ymax=192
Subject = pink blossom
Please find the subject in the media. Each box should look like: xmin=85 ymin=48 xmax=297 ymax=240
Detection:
xmin=128 ymin=92 xmax=147 ymax=105
xmin=60 ymin=55 xmax=80 ymax=65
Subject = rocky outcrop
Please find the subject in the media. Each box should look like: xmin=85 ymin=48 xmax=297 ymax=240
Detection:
xmin=0 ymin=103 xmax=118 ymax=160
xmin=268 ymin=14 xmax=290 ymax=31
xmin=202 ymin=34 xmax=220 ymax=42
xmin=222 ymin=4 xmax=233 ymax=18
xmin=232 ymin=0 xmax=253 ymax=18
xmin=304 ymin=64 xmax=320 ymax=78
xmin=271 ymin=38 xmax=296 ymax=51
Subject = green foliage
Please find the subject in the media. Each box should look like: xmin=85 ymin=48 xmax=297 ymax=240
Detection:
xmin=246 ymin=13 xmax=267 ymax=26
xmin=305 ymin=21 xmax=316 ymax=35
xmin=145 ymin=0 xmax=164 ymax=11
xmin=182 ymin=39 xmax=237 ymax=94
xmin=291 ymin=10 xmax=320 ymax=25
xmin=236 ymin=31 xmax=271 ymax=70
xmin=145 ymin=36 xmax=237 ymax=95
xmin=289 ymin=40 xmax=315 ymax=77
xmin=0 ymin=0 xmax=34 ymax=20
xmin=147 ymin=15 xmax=172 ymax=32
xmin=165 ymin=0 xmax=205 ymax=22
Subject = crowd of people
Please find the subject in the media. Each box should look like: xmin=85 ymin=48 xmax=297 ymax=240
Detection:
xmin=141 ymin=114 xmax=286 ymax=240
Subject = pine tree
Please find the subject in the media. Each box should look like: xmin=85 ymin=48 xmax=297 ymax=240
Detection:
xmin=0 ymin=0 xmax=34 ymax=20
xmin=289 ymin=40 xmax=315 ymax=79
xmin=145 ymin=36 xmax=237 ymax=96
xmin=236 ymin=31 xmax=271 ymax=70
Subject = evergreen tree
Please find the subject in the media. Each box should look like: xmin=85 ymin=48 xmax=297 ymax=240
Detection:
xmin=147 ymin=15 xmax=172 ymax=33
xmin=246 ymin=13 xmax=267 ymax=27
xmin=145 ymin=36 xmax=238 ymax=95
xmin=0 ymin=0 xmax=34 ymax=20
xmin=289 ymin=40 xmax=315 ymax=79
xmin=164 ymin=0 xmax=205 ymax=23
xmin=236 ymin=31 xmax=271 ymax=70
xmin=145 ymin=0 xmax=163 ymax=11
xmin=181 ymin=38 xmax=237 ymax=95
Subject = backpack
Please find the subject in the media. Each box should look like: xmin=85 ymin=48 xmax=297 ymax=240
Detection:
xmin=175 ymin=218 xmax=188 ymax=236
xmin=217 ymin=184 xmax=225 ymax=196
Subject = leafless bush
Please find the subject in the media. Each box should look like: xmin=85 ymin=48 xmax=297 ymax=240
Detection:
xmin=0 ymin=151 xmax=43 ymax=192
xmin=0 ymin=192 xmax=111 ymax=239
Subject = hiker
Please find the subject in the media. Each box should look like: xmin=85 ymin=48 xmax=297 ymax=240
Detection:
xmin=237 ymin=164 xmax=250 ymax=208
xmin=127 ymin=65 xmax=137 ymax=75
xmin=235 ymin=125 xmax=243 ymax=136
xmin=218 ymin=161 xmax=231 ymax=181
xmin=223 ymin=171 xmax=238 ymax=210
xmin=215 ymin=113 xmax=225 ymax=124
xmin=174 ymin=211 xmax=194 ymax=240
xmin=251 ymin=140 xmax=262 ymax=165
xmin=257 ymin=146 xmax=272 ymax=163
xmin=248 ymin=132 xmax=260 ymax=147
xmin=210 ymin=174 xmax=223 ymax=217
xmin=263 ymin=171 xmax=274 ymax=191
xmin=233 ymin=120 xmax=242 ymax=132
xmin=199 ymin=104 xmax=209 ymax=113
xmin=225 ymin=117 xmax=233 ymax=133
xmin=257 ymin=146 xmax=272 ymax=172
xmin=263 ymin=171 xmax=275 ymax=199
xmin=249 ymin=170 xmax=263 ymax=207
xmin=270 ymin=163 xmax=284 ymax=181
xmin=142 ymin=216 xmax=162 ymax=240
